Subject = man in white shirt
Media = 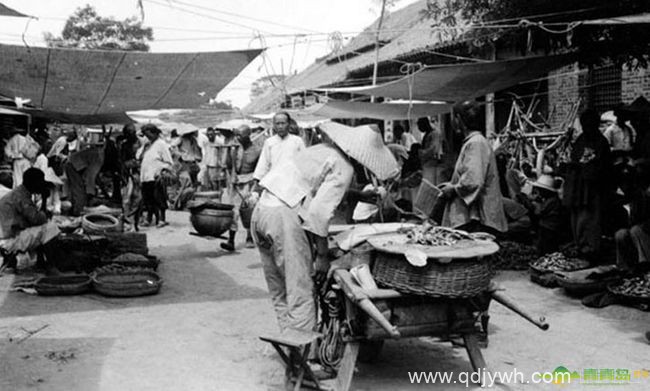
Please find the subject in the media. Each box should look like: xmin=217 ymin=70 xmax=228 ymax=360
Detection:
xmin=252 ymin=112 xmax=305 ymax=183
xmin=199 ymin=127 xmax=223 ymax=191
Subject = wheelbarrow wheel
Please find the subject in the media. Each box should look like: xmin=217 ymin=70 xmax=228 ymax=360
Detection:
xmin=358 ymin=340 xmax=384 ymax=363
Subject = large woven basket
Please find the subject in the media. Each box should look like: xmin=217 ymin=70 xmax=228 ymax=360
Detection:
xmin=372 ymin=251 xmax=493 ymax=298
xmin=92 ymin=270 xmax=162 ymax=297
xmin=35 ymin=275 xmax=92 ymax=296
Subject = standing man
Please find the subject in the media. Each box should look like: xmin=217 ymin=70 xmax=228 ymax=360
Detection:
xmin=563 ymin=109 xmax=613 ymax=261
xmin=439 ymin=101 xmax=507 ymax=234
xmin=252 ymin=112 xmax=305 ymax=184
xmin=137 ymin=124 xmax=174 ymax=227
xmin=220 ymin=125 xmax=262 ymax=251
xmin=172 ymin=128 xmax=202 ymax=209
xmin=199 ymin=127 xmax=223 ymax=191
xmin=4 ymin=128 xmax=40 ymax=189
xmin=418 ymin=117 xmax=446 ymax=185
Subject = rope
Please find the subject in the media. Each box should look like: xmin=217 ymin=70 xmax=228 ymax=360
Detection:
xmin=399 ymin=62 xmax=423 ymax=124
xmin=319 ymin=289 xmax=345 ymax=370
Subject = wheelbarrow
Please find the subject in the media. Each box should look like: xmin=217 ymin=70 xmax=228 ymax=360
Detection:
xmin=325 ymin=268 xmax=549 ymax=391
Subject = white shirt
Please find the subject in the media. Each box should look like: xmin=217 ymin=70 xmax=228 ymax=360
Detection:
xmin=200 ymin=136 xmax=224 ymax=168
xmin=260 ymin=144 xmax=354 ymax=237
xmin=137 ymin=138 xmax=174 ymax=182
xmin=253 ymin=134 xmax=305 ymax=181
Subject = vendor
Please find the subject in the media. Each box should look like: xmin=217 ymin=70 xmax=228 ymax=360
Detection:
xmin=251 ymin=122 xmax=398 ymax=332
xmin=0 ymin=168 xmax=60 ymax=274
xmin=438 ymin=101 xmax=507 ymax=234
xmin=220 ymin=125 xmax=261 ymax=251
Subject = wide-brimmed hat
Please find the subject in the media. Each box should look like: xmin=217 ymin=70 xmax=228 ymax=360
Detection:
xmin=319 ymin=121 xmax=399 ymax=180
xmin=532 ymin=174 xmax=560 ymax=193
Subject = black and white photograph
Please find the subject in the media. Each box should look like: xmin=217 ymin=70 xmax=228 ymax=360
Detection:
xmin=0 ymin=0 xmax=649 ymax=390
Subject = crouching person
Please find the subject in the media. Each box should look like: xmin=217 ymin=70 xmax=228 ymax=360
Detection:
xmin=0 ymin=168 xmax=61 ymax=274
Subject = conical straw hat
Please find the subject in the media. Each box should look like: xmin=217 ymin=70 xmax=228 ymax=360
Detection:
xmin=319 ymin=121 xmax=399 ymax=180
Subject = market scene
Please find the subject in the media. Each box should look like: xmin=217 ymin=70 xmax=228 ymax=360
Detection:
xmin=1 ymin=0 xmax=650 ymax=390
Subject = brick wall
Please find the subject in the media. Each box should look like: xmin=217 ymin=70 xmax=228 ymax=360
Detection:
xmin=622 ymin=67 xmax=650 ymax=104
xmin=547 ymin=63 xmax=585 ymax=129
xmin=547 ymin=64 xmax=650 ymax=129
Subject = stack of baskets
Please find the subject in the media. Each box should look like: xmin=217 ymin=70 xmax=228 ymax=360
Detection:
xmin=372 ymin=251 xmax=493 ymax=298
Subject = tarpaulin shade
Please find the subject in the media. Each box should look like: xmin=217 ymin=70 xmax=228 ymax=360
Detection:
xmin=0 ymin=44 xmax=261 ymax=115
xmin=315 ymin=54 xmax=575 ymax=102
xmin=23 ymin=109 xmax=135 ymax=125
xmin=583 ymin=13 xmax=650 ymax=25
xmin=0 ymin=2 xmax=29 ymax=17
xmin=0 ymin=106 xmax=29 ymax=117
xmin=297 ymin=100 xmax=452 ymax=120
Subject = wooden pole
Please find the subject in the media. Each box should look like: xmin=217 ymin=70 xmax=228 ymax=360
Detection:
xmin=485 ymin=43 xmax=497 ymax=138
xmin=371 ymin=0 xmax=387 ymax=103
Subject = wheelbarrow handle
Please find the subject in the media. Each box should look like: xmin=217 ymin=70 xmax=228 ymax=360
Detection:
xmin=490 ymin=289 xmax=549 ymax=330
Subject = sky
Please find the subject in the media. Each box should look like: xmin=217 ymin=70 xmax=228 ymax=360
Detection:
xmin=0 ymin=0 xmax=420 ymax=109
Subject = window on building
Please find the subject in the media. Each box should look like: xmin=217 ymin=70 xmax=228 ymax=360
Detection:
xmin=589 ymin=64 xmax=622 ymax=112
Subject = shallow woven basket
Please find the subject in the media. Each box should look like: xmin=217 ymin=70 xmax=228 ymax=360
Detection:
xmin=372 ymin=251 xmax=494 ymax=298
xmin=82 ymin=213 xmax=121 ymax=235
xmin=607 ymin=281 xmax=650 ymax=306
xmin=35 ymin=275 xmax=92 ymax=296
xmin=92 ymin=270 xmax=162 ymax=297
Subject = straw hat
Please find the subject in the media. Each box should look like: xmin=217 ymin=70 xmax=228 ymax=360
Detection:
xmin=319 ymin=121 xmax=399 ymax=180
xmin=177 ymin=127 xmax=199 ymax=136
xmin=531 ymin=174 xmax=560 ymax=193
xmin=600 ymin=110 xmax=616 ymax=123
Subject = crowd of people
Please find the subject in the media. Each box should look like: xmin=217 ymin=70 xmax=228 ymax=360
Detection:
xmin=1 ymin=100 xmax=649 ymax=345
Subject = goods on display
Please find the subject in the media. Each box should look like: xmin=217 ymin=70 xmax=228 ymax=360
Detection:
xmin=530 ymin=252 xmax=589 ymax=272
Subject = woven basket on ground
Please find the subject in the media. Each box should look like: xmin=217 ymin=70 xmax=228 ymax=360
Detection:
xmin=92 ymin=270 xmax=162 ymax=297
xmin=372 ymin=251 xmax=493 ymax=298
xmin=35 ymin=275 xmax=92 ymax=296
xmin=82 ymin=213 xmax=122 ymax=235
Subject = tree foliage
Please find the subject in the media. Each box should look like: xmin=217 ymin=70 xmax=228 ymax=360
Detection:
xmin=250 ymin=74 xmax=286 ymax=101
xmin=44 ymin=5 xmax=153 ymax=51
xmin=422 ymin=0 xmax=650 ymax=67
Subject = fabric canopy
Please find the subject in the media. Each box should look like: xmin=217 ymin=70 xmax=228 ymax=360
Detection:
xmin=0 ymin=106 xmax=29 ymax=117
xmin=315 ymin=54 xmax=575 ymax=102
xmin=23 ymin=109 xmax=135 ymax=125
xmin=0 ymin=3 xmax=29 ymax=17
xmin=0 ymin=44 xmax=261 ymax=115
xmin=583 ymin=13 xmax=650 ymax=25
xmin=297 ymin=100 xmax=451 ymax=120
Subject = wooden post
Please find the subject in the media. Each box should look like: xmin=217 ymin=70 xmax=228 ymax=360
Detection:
xmin=370 ymin=0 xmax=387 ymax=103
xmin=485 ymin=43 xmax=497 ymax=138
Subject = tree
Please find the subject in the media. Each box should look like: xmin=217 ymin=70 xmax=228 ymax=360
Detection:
xmin=249 ymin=74 xmax=287 ymax=101
xmin=44 ymin=5 xmax=153 ymax=51
xmin=422 ymin=0 xmax=650 ymax=67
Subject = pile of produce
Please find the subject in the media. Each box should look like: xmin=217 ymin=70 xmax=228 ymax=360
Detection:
xmin=403 ymin=224 xmax=475 ymax=246
xmin=530 ymin=252 xmax=589 ymax=272
xmin=93 ymin=264 xmax=152 ymax=275
xmin=489 ymin=241 xmax=537 ymax=270
xmin=609 ymin=274 xmax=650 ymax=298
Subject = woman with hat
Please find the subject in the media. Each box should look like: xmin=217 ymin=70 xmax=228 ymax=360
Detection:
xmin=530 ymin=174 xmax=566 ymax=256
xmin=251 ymin=121 xmax=399 ymax=332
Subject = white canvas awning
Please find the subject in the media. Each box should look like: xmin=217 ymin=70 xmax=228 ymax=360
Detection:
xmin=314 ymin=54 xmax=575 ymax=102
xmin=296 ymin=100 xmax=451 ymax=120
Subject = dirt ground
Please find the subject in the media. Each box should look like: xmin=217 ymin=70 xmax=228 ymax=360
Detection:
xmin=0 ymin=210 xmax=648 ymax=391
